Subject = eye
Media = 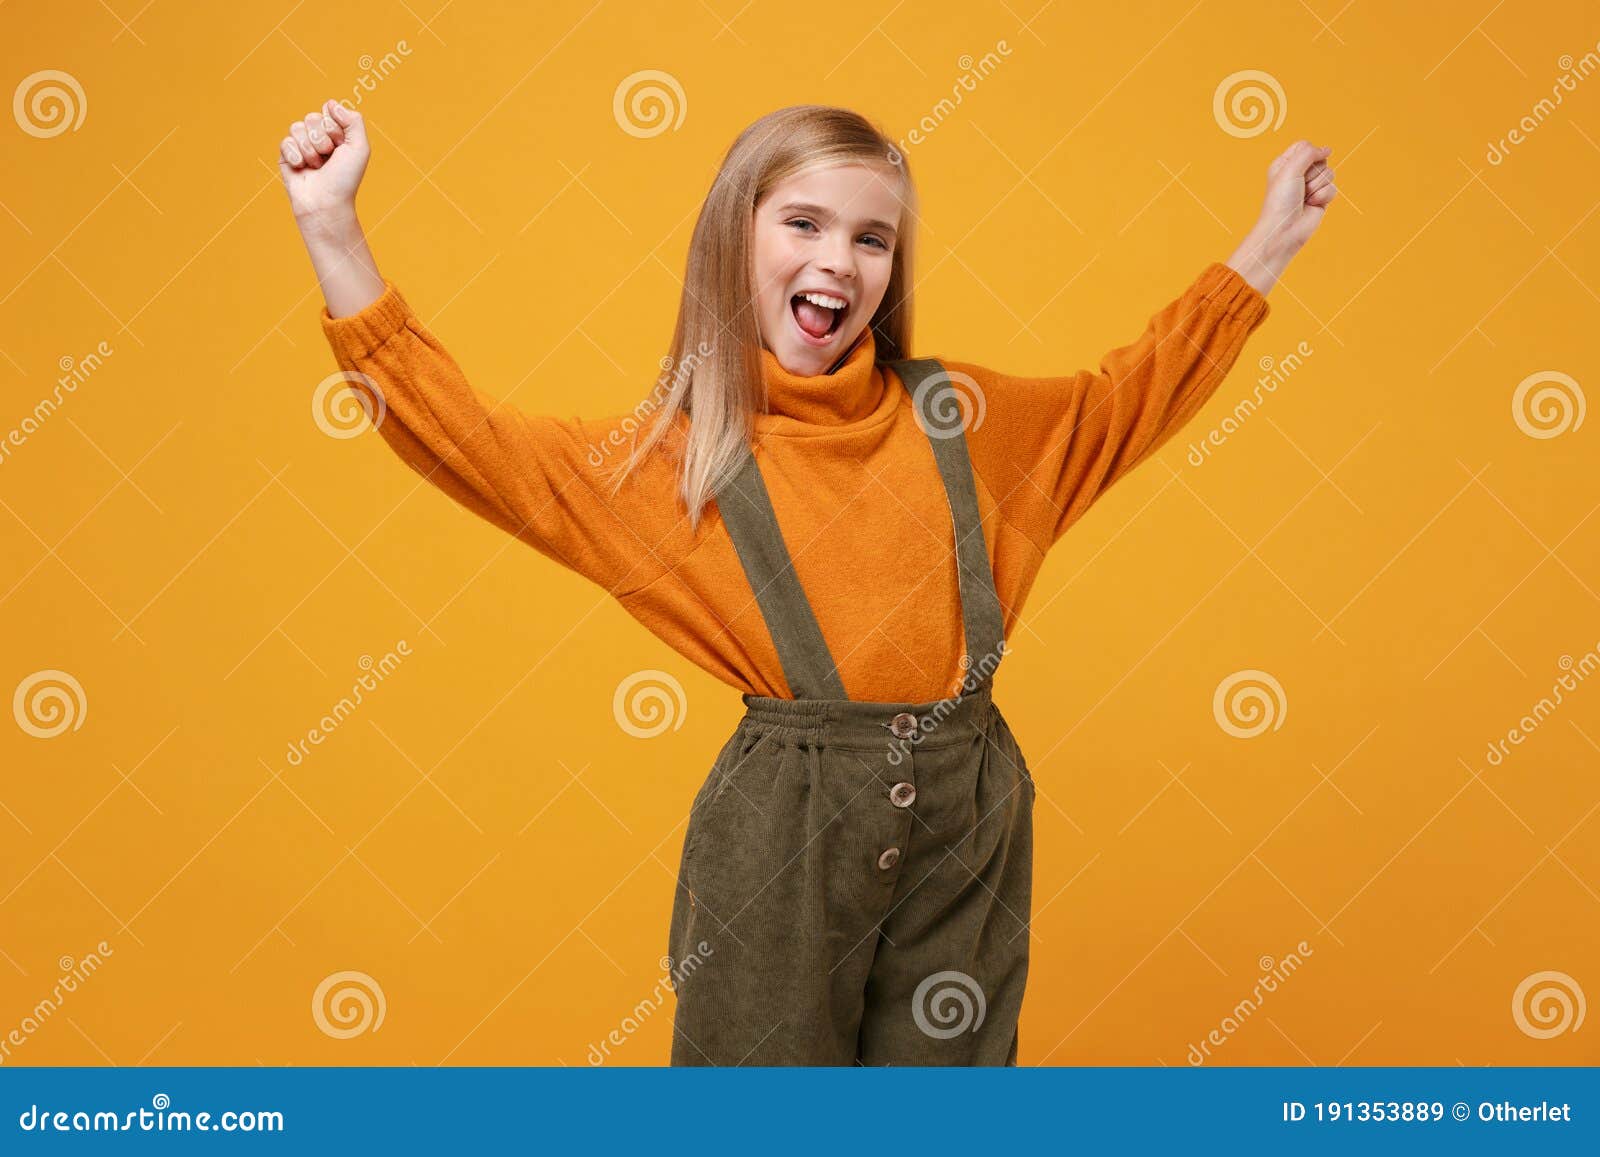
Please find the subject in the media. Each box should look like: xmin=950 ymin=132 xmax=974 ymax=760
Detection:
xmin=786 ymin=218 xmax=818 ymax=233
xmin=860 ymin=234 xmax=889 ymax=250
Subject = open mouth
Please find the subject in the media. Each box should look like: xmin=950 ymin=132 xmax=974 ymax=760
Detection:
xmin=790 ymin=292 xmax=848 ymax=344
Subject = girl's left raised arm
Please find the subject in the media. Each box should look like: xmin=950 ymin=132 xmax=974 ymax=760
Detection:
xmin=955 ymin=139 xmax=1337 ymax=552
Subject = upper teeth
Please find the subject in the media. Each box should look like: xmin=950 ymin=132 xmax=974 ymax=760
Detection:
xmin=798 ymin=291 xmax=848 ymax=311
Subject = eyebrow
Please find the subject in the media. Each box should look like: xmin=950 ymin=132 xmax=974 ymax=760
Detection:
xmin=776 ymin=201 xmax=899 ymax=237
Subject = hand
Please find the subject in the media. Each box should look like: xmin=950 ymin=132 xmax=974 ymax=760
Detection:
xmin=1226 ymin=140 xmax=1337 ymax=294
xmin=277 ymin=99 xmax=370 ymax=223
xmin=1256 ymin=139 xmax=1336 ymax=254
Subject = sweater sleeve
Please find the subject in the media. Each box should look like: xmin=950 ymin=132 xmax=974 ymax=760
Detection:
xmin=952 ymin=261 xmax=1271 ymax=550
xmin=317 ymin=280 xmax=662 ymax=593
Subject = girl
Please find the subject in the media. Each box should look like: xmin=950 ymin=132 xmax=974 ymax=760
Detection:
xmin=277 ymin=100 xmax=1335 ymax=1066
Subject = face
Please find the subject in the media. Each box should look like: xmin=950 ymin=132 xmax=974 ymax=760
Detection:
xmin=750 ymin=161 xmax=903 ymax=375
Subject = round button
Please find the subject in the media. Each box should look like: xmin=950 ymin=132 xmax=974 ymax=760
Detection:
xmin=877 ymin=847 xmax=901 ymax=870
xmin=889 ymin=712 xmax=917 ymax=738
xmin=889 ymin=782 xmax=916 ymax=808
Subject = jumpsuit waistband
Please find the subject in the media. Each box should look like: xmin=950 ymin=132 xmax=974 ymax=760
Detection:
xmin=738 ymin=678 xmax=995 ymax=751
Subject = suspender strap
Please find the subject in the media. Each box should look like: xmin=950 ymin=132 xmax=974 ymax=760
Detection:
xmin=715 ymin=356 xmax=1008 ymax=701
xmin=885 ymin=357 xmax=1008 ymax=682
xmin=717 ymin=448 xmax=850 ymax=700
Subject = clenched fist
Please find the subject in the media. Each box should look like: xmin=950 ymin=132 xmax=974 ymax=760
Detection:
xmin=1257 ymin=140 xmax=1337 ymax=254
xmin=277 ymin=99 xmax=370 ymax=222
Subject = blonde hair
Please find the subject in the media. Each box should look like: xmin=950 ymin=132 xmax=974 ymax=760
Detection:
xmin=603 ymin=104 xmax=918 ymax=532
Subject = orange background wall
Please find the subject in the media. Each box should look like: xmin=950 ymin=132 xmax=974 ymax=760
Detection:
xmin=2 ymin=0 xmax=1597 ymax=1066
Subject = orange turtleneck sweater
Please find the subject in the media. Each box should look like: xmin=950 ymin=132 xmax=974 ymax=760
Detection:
xmin=319 ymin=261 xmax=1270 ymax=702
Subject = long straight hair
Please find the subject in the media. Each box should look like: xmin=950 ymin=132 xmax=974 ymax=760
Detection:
xmin=602 ymin=105 xmax=918 ymax=532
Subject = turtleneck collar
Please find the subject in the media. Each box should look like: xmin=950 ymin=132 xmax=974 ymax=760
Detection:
xmin=755 ymin=329 xmax=886 ymax=431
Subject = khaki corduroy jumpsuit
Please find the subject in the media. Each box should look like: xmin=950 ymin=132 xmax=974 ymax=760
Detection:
xmin=665 ymin=357 xmax=1037 ymax=1066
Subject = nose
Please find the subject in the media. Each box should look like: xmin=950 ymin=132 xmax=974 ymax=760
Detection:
xmin=816 ymin=228 xmax=857 ymax=281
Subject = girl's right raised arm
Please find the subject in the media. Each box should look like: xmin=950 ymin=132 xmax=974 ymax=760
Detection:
xmin=277 ymin=100 xmax=656 ymax=594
